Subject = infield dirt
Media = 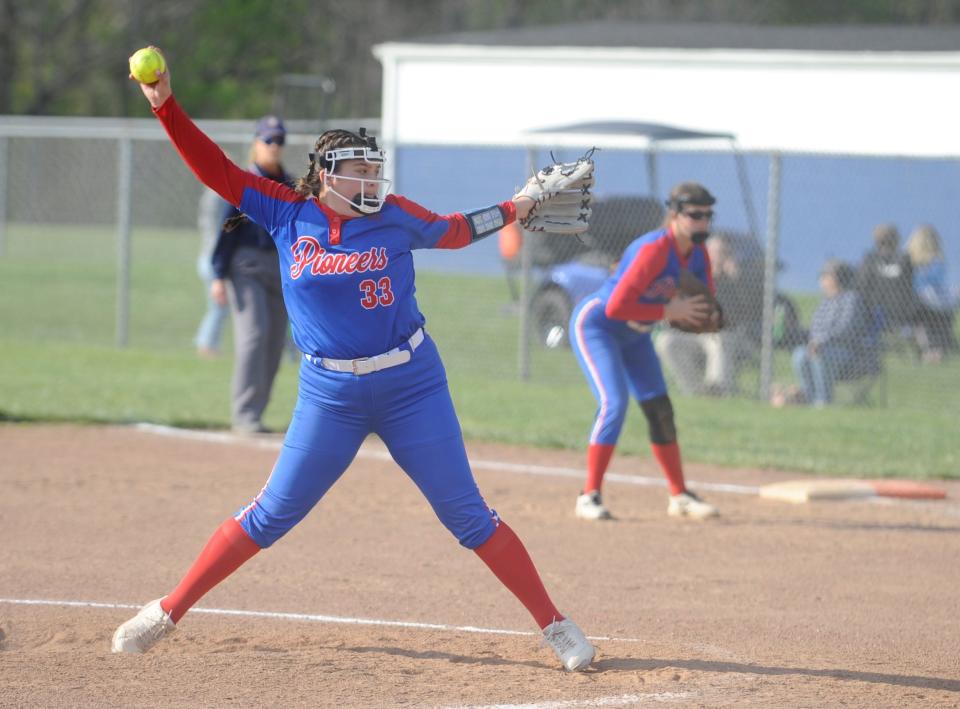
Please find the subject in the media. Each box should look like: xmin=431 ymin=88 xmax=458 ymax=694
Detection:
xmin=2 ymin=423 xmax=958 ymax=708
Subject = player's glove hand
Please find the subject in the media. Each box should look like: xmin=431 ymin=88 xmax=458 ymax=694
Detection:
xmin=514 ymin=151 xmax=595 ymax=235
xmin=668 ymin=268 xmax=725 ymax=333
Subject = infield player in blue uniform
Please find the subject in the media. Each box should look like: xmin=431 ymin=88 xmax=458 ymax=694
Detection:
xmin=570 ymin=183 xmax=722 ymax=521
xmin=113 ymin=53 xmax=595 ymax=672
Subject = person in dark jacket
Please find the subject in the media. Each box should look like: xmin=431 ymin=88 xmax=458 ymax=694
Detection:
xmin=792 ymin=259 xmax=877 ymax=406
xmin=856 ymin=223 xmax=917 ymax=331
xmin=210 ymin=115 xmax=291 ymax=433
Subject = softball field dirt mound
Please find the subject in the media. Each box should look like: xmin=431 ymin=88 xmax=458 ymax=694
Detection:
xmin=1 ymin=423 xmax=959 ymax=708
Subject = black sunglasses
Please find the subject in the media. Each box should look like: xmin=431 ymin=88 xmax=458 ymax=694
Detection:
xmin=682 ymin=209 xmax=714 ymax=221
xmin=263 ymin=136 xmax=285 ymax=146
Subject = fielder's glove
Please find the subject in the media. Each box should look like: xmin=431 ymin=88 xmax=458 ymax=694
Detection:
xmin=515 ymin=151 xmax=595 ymax=235
xmin=670 ymin=268 xmax=725 ymax=333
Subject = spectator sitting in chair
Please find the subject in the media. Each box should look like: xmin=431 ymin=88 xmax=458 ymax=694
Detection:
xmin=792 ymin=259 xmax=878 ymax=407
xmin=906 ymin=224 xmax=957 ymax=363
xmin=656 ymin=231 xmax=763 ymax=396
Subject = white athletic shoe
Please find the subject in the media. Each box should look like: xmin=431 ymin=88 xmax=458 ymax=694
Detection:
xmin=667 ymin=491 xmax=719 ymax=519
xmin=575 ymin=490 xmax=613 ymax=520
xmin=542 ymin=618 xmax=595 ymax=671
xmin=111 ymin=598 xmax=176 ymax=653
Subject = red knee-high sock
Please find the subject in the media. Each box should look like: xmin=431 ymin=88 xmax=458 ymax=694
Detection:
xmin=584 ymin=443 xmax=615 ymax=493
xmin=160 ymin=518 xmax=261 ymax=624
xmin=651 ymin=441 xmax=686 ymax=496
xmin=474 ymin=522 xmax=563 ymax=629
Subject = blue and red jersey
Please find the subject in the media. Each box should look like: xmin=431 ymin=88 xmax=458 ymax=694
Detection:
xmin=154 ymin=97 xmax=516 ymax=359
xmin=591 ymin=227 xmax=715 ymax=331
xmin=210 ymin=163 xmax=291 ymax=280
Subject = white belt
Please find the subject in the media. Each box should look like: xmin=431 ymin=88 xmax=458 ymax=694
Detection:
xmin=626 ymin=320 xmax=653 ymax=333
xmin=306 ymin=328 xmax=424 ymax=375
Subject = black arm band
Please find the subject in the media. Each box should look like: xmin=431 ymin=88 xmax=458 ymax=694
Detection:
xmin=464 ymin=205 xmax=507 ymax=243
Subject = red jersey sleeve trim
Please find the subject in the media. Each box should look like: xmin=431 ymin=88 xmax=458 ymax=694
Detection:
xmin=605 ymin=239 xmax=670 ymax=322
xmin=500 ymin=199 xmax=518 ymax=224
xmin=387 ymin=196 xmax=518 ymax=250
xmin=433 ymin=199 xmax=517 ymax=249
xmin=153 ymin=97 xmax=299 ymax=208
xmin=389 ymin=194 xmax=449 ymax=227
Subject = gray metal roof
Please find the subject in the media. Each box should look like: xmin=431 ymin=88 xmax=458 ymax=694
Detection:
xmin=528 ymin=121 xmax=734 ymax=141
xmin=408 ymin=21 xmax=960 ymax=52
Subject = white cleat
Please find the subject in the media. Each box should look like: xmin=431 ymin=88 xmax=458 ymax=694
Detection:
xmin=575 ymin=490 xmax=613 ymax=520
xmin=668 ymin=491 xmax=719 ymax=519
xmin=542 ymin=618 xmax=595 ymax=671
xmin=111 ymin=598 xmax=176 ymax=653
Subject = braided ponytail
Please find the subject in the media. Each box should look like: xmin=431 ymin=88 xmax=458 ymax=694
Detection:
xmin=294 ymin=143 xmax=323 ymax=198
xmin=295 ymin=128 xmax=378 ymax=199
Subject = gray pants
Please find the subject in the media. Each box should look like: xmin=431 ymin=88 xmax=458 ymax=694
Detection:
xmin=655 ymin=328 xmax=750 ymax=396
xmin=227 ymin=246 xmax=288 ymax=430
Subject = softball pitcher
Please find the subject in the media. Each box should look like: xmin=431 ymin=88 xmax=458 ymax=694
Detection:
xmin=113 ymin=52 xmax=594 ymax=672
xmin=570 ymin=182 xmax=722 ymax=521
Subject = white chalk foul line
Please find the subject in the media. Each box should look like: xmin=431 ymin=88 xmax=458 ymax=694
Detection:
xmin=0 ymin=597 xmax=642 ymax=644
xmin=443 ymin=693 xmax=696 ymax=709
xmin=133 ymin=422 xmax=760 ymax=496
xmin=5 ymin=600 xmax=682 ymax=707
xmin=136 ymin=423 xmax=960 ymax=517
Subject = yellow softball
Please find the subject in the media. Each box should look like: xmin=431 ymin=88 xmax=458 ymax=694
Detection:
xmin=128 ymin=47 xmax=167 ymax=84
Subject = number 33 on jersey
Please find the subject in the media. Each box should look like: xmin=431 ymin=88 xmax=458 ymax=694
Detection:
xmin=290 ymin=237 xmax=393 ymax=309
xmin=358 ymin=277 xmax=394 ymax=309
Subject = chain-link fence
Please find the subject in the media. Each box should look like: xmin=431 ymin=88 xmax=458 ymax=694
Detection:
xmin=395 ymin=142 xmax=959 ymax=413
xmin=1 ymin=118 xmax=957 ymax=413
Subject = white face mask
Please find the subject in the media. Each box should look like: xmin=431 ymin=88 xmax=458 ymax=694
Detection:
xmin=321 ymin=146 xmax=392 ymax=214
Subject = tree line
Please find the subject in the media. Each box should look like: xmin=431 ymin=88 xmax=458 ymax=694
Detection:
xmin=2 ymin=0 xmax=959 ymax=119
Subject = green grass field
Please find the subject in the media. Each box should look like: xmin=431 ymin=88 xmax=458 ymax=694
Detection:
xmin=1 ymin=224 xmax=957 ymax=479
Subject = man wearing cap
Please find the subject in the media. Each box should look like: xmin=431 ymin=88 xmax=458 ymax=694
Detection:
xmin=210 ymin=115 xmax=291 ymax=434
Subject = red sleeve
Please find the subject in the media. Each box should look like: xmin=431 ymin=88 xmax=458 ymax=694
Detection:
xmin=434 ymin=199 xmax=518 ymax=249
xmin=390 ymin=196 xmax=517 ymax=250
xmin=153 ymin=96 xmax=297 ymax=208
xmin=428 ymin=213 xmax=472 ymax=250
xmin=605 ymin=240 xmax=671 ymax=321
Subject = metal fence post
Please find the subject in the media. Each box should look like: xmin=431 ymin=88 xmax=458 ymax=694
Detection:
xmin=0 ymin=137 xmax=8 ymax=257
xmin=518 ymin=147 xmax=537 ymax=380
xmin=759 ymin=151 xmax=782 ymax=402
xmin=734 ymin=148 xmax=760 ymax=240
xmin=116 ymin=136 xmax=133 ymax=348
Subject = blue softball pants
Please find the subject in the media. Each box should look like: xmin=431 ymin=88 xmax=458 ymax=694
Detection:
xmin=570 ymin=297 xmax=668 ymax=445
xmin=234 ymin=332 xmax=497 ymax=550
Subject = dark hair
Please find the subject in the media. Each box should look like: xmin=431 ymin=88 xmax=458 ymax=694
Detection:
xmin=224 ymin=128 xmax=379 ymax=231
xmin=873 ymin=222 xmax=899 ymax=249
xmin=294 ymin=128 xmax=379 ymax=199
xmin=666 ymin=182 xmax=716 ymax=212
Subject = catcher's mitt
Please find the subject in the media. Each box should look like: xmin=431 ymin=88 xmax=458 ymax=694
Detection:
xmin=670 ymin=268 xmax=724 ymax=333
xmin=515 ymin=151 xmax=594 ymax=235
